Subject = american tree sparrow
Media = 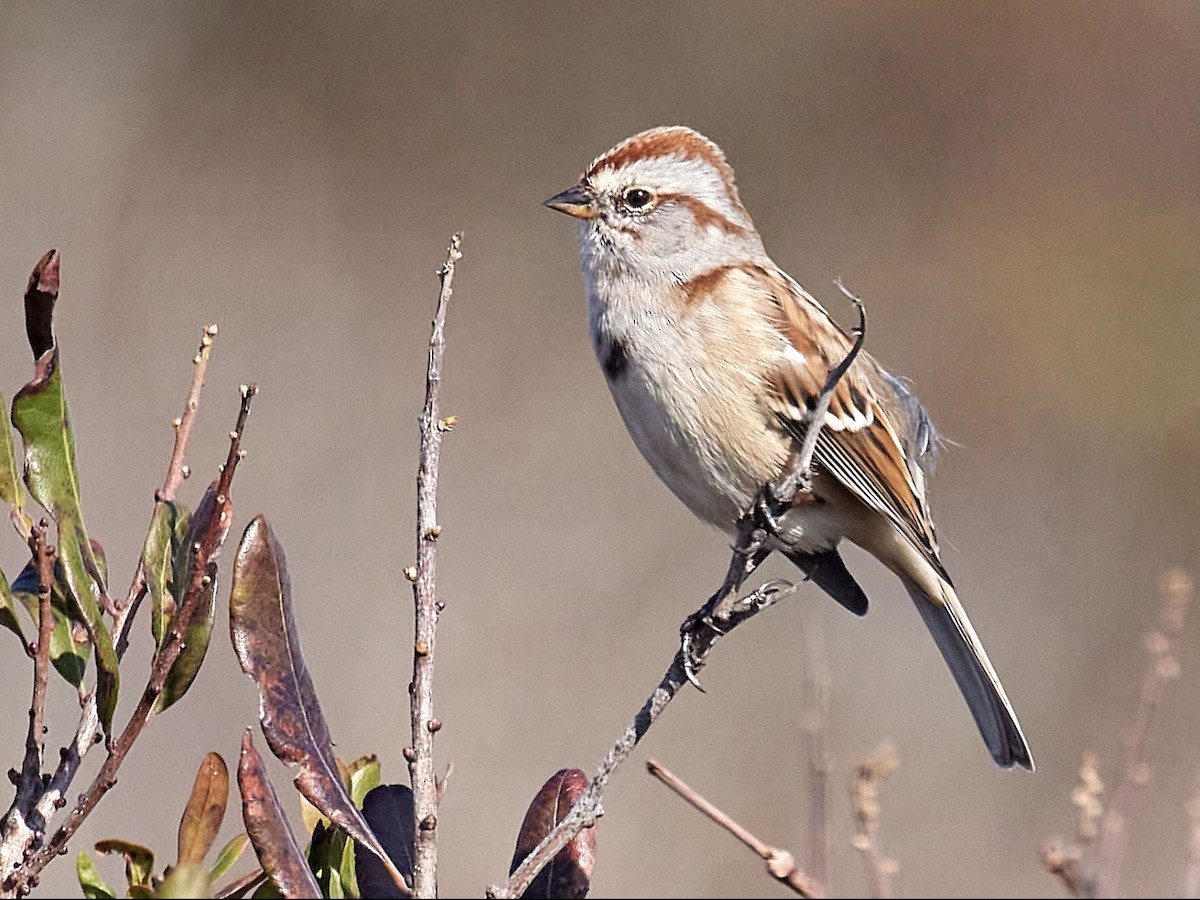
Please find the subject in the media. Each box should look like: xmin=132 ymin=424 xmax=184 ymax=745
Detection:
xmin=546 ymin=126 xmax=1033 ymax=770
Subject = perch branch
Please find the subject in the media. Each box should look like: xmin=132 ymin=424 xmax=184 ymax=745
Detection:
xmin=774 ymin=279 xmax=866 ymax=501
xmin=490 ymin=285 xmax=867 ymax=898
xmin=4 ymin=387 xmax=256 ymax=897
xmin=408 ymin=233 xmax=462 ymax=898
xmin=646 ymin=758 xmax=826 ymax=897
xmin=682 ymin=282 xmax=866 ymax=679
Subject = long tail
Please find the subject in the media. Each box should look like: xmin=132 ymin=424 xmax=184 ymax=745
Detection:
xmin=904 ymin=577 xmax=1034 ymax=770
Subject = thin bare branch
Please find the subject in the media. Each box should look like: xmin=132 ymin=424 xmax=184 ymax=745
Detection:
xmin=799 ymin=604 xmax=832 ymax=887
xmin=1042 ymin=838 xmax=1085 ymax=896
xmin=1041 ymin=752 xmax=1105 ymax=896
xmin=20 ymin=525 xmax=55 ymax=798
xmin=408 ymin=233 xmax=462 ymax=898
xmin=851 ymin=741 xmax=899 ymax=899
xmin=158 ymin=324 xmax=218 ymax=505
xmin=116 ymin=324 xmax=218 ymax=653
xmin=647 ymin=758 xmax=826 ymax=898
xmin=1183 ymin=776 xmax=1200 ymax=899
xmin=5 ymin=523 xmax=58 ymax=849
xmin=1093 ymin=568 xmax=1191 ymax=897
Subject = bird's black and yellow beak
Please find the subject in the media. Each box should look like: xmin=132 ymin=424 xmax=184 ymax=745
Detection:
xmin=544 ymin=183 xmax=597 ymax=219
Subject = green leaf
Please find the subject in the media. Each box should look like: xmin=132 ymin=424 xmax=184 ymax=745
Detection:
xmin=336 ymin=826 xmax=359 ymax=898
xmin=307 ymin=821 xmax=352 ymax=899
xmin=156 ymin=562 xmax=216 ymax=713
xmin=156 ymin=863 xmax=212 ymax=898
xmin=1 ymin=392 xmax=33 ymax=538
xmin=94 ymin=838 xmax=156 ymax=890
xmin=76 ymin=850 xmax=116 ymax=900
xmin=346 ymin=756 xmax=381 ymax=810
xmin=0 ymin=566 xmax=29 ymax=647
xmin=156 ymin=485 xmax=225 ymax=714
xmin=11 ymin=347 xmax=118 ymax=733
xmin=208 ymin=834 xmax=250 ymax=884
xmin=308 ymin=759 xmax=386 ymax=897
xmin=144 ymin=500 xmax=189 ymax=650
xmin=250 ymin=879 xmax=283 ymax=899
xmin=11 ymin=559 xmax=89 ymax=687
xmin=326 ymin=866 xmax=344 ymax=899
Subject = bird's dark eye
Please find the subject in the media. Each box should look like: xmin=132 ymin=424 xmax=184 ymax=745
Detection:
xmin=622 ymin=187 xmax=653 ymax=211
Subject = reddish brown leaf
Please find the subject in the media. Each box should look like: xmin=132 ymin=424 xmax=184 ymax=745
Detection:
xmin=177 ymin=751 xmax=229 ymax=867
xmin=510 ymin=769 xmax=595 ymax=899
xmin=24 ymin=248 xmax=58 ymax=359
xmin=236 ymin=731 xmax=320 ymax=899
xmin=229 ymin=516 xmax=408 ymax=895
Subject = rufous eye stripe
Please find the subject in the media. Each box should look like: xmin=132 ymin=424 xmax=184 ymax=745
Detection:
xmin=656 ymin=193 xmax=748 ymax=236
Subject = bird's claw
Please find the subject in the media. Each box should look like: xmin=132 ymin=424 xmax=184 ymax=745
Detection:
xmin=680 ymin=613 xmax=726 ymax=691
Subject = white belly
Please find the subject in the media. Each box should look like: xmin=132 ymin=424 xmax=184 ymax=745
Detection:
xmin=607 ymin=361 xmax=749 ymax=529
xmin=588 ymin=284 xmax=848 ymax=554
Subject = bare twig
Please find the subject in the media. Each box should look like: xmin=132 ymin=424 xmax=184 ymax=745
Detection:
xmin=17 ymin=526 xmax=55 ymax=806
xmin=1042 ymin=838 xmax=1084 ymax=895
xmin=799 ymin=604 xmax=832 ymax=887
xmin=4 ymin=387 xmax=256 ymax=897
xmin=1044 ymin=751 xmax=1106 ymax=895
xmin=491 ymin=288 xmax=868 ymax=899
xmin=158 ymin=324 xmax=218 ymax=505
xmin=1093 ymin=568 xmax=1191 ymax=897
xmin=408 ymin=233 xmax=462 ymax=898
xmin=3 ymin=522 xmax=59 ymax=872
xmin=851 ymin=741 xmax=899 ymax=899
xmin=1183 ymin=776 xmax=1200 ymax=899
xmin=1042 ymin=752 xmax=1104 ymax=895
xmin=647 ymin=758 xmax=826 ymax=897
xmin=117 ymin=323 xmax=219 ymax=654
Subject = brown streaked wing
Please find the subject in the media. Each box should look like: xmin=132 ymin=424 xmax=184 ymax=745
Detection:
xmin=749 ymin=265 xmax=945 ymax=574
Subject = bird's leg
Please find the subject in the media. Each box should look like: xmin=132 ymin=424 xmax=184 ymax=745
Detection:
xmin=679 ymin=481 xmax=782 ymax=686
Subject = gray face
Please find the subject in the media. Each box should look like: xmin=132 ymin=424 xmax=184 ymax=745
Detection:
xmin=548 ymin=148 xmax=767 ymax=286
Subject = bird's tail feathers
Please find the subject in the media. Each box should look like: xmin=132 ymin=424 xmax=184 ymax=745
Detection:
xmin=904 ymin=577 xmax=1034 ymax=771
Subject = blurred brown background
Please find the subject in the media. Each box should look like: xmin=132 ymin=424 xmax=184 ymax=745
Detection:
xmin=1 ymin=2 xmax=1197 ymax=897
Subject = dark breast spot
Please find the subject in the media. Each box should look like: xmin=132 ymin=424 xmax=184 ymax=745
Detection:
xmin=598 ymin=335 xmax=629 ymax=380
